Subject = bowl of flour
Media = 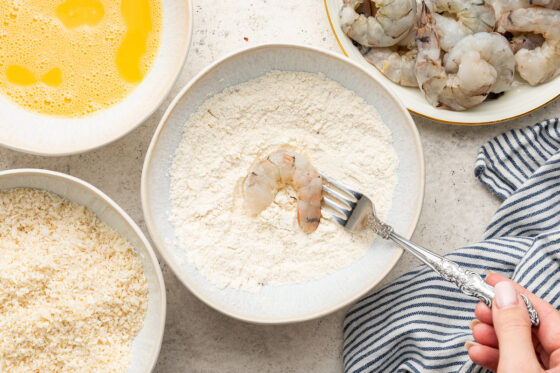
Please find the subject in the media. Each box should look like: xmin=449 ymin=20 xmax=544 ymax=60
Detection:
xmin=142 ymin=44 xmax=424 ymax=323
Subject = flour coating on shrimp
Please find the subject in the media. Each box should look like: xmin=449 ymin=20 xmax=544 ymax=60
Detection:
xmin=170 ymin=71 xmax=398 ymax=291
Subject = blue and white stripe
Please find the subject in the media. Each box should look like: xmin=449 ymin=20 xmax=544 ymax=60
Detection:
xmin=343 ymin=119 xmax=560 ymax=373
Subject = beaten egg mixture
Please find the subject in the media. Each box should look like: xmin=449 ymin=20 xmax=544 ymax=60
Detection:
xmin=0 ymin=0 xmax=162 ymax=116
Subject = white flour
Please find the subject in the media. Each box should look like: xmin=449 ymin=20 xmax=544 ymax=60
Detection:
xmin=170 ymin=71 xmax=398 ymax=291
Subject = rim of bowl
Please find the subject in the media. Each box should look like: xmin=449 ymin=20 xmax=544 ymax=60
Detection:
xmin=141 ymin=43 xmax=425 ymax=324
xmin=0 ymin=1 xmax=194 ymax=157
xmin=323 ymin=0 xmax=560 ymax=126
xmin=0 ymin=168 xmax=167 ymax=372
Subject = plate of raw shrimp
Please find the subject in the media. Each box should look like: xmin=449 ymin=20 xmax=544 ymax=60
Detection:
xmin=325 ymin=0 xmax=560 ymax=124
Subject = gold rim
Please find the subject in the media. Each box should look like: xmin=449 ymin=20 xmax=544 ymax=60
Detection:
xmin=323 ymin=0 xmax=560 ymax=125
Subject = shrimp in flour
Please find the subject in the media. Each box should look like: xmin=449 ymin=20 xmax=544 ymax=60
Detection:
xmin=243 ymin=148 xmax=323 ymax=234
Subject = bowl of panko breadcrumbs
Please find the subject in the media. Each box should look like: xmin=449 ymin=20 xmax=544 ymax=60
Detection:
xmin=0 ymin=169 xmax=165 ymax=373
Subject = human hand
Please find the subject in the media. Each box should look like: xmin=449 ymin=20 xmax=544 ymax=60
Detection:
xmin=466 ymin=272 xmax=560 ymax=372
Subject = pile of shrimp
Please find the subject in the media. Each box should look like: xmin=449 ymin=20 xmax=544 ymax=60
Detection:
xmin=340 ymin=0 xmax=560 ymax=110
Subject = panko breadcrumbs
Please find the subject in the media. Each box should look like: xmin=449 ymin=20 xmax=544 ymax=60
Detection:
xmin=0 ymin=188 xmax=148 ymax=373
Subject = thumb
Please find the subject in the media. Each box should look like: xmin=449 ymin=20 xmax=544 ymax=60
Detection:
xmin=492 ymin=281 xmax=540 ymax=373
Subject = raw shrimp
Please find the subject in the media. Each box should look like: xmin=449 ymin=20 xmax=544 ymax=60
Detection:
xmin=431 ymin=12 xmax=493 ymax=52
xmin=415 ymin=2 xmax=514 ymax=110
xmin=491 ymin=0 xmax=560 ymax=17
xmin=444 ymin=33 xmax=515 ymax=93
xmin=498 ymin=7 xmax=560 ymax=85
xmin=340 ymin=0 xmax=417 ymax=47
xmin=243 ymin=148 xmax=323 ymax=234
xmin=430 ymin=0 xmax=496 ymax=39
xmin=358 ymin=24 xmax=419 ymax=87
xmin=431 ymin=14 xmax=469 ymax=52
xmin=356 ymin=0 xmax=424 ymax=86
xmin=424 ymin=0 xmax=496 ymax=51
xmin=498 ymin=8 xmax=560 ymax=38
xmin=362 ymin=47 xmax=418 ymax=86
xmin=365 ymin=0 xmax=496 ymax=85
xmin=507 ymin=33 xmax=545 ymax=54
xmin=490 ymin=0 xmax=560 ymax=21
xmin=534 ymin=0 xmax=560 ymax=7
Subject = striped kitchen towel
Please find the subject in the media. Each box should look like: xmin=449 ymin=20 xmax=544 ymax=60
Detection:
xmin=343 ymin=118 xmax=560 ymax=373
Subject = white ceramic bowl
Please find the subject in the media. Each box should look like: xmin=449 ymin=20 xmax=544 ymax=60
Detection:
xmin=0 ymin=169 xmax=166 ymax=373
xmin=0 ymin=1 xmax=193 ymax=156
xmin=324 ymin=0 xmax=560 ymax=125
xmin=142 ymin=44 xmax=424 ymax=324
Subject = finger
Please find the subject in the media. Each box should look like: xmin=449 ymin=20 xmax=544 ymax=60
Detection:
xmin=487 ymin=272 xmax=557 ymax=314
xmin=492 ymin=281 xmax=541 ymax=372
xmin=549 ymin=349 xmax=560 ymax=369
xmin=475 ymin=301 xmax=493 ymax=325
xmin=486 ymin=273 xmax=560 ymax=354
xmin=535 ymin=340 xmax=550 ymax=368
xmin=471 ymin=320 xmax=498 ymax=348
xmin=466 ymin=342 xmax=499 ymax=372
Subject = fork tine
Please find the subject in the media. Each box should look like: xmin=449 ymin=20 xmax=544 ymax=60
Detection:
xmin=328 ymin=214 xmax=348 ymax=227
xmin=320 ymin=173 xmax=362 ymax=200
xmin=322 ymin=184 xmax=354 ymax=209
xmin=322 ymin=195 xmax=351 ymax=220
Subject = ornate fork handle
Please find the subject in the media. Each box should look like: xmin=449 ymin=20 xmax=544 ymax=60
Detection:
xmin=368 ymin=215 xmax=540 ymax=327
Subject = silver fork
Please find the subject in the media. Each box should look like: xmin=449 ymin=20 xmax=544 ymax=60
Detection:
xmin=320 ymin=173 xmax=540 ymax=327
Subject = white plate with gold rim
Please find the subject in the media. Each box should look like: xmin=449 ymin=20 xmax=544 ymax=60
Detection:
xmin=0 ymin=169 xmax=166 ymax=373
xmin=324 ymin=0 xmax=560 ymax=125
xmin=0 ymin=0 xmax=192 ymax=156
xmin=141 ymin=44 xmax=424 ymax=324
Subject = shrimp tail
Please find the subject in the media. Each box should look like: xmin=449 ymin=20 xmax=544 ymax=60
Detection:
xmin=416 ymin=2 xmax=440 ymax=57
xmin=297 ymin=176 xmax=323 ymax=233
xmin=415 ymin=2 xmax=448 ymax=108
xmin=417 ymin=1 xmax=435 ymax=42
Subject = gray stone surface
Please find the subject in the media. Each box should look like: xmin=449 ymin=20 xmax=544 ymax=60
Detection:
xmin=0 ymin=1 xmax=558 ymax=371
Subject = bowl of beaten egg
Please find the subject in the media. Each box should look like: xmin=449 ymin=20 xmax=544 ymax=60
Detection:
xmin=142 ymin=44 xmax=425 ymax=323
xmin=0 ymin=0 xmax=192 ymax=155
xmin=0 ymin=169 xmax=165 ymax=372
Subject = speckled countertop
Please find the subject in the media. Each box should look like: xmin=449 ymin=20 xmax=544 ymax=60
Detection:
xmin=1 ymin=1 xmax=558 ymax=372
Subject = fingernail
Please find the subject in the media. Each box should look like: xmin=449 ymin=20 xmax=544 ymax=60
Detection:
xmin=469 ymin=319 xmax=480 ymax=330
xmin=464 ymin=341 xmax=477 ymax=350
xmin=494 ymin=281 xmax=518 ymax=309
xmin=486 ymin=270 xmax=496 ymax=278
